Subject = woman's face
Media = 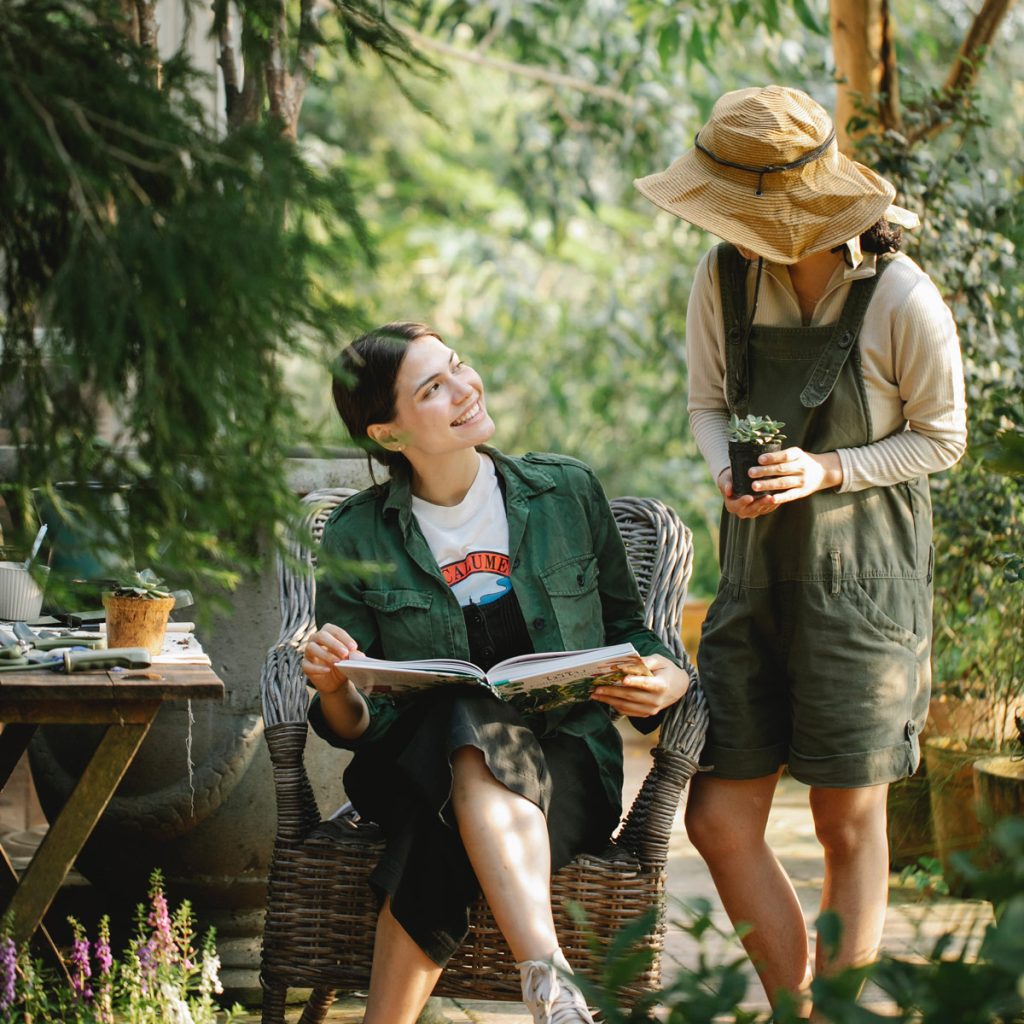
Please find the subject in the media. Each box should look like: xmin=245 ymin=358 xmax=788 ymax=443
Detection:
xmin=370 ymin=335 xmax=495 ymax=459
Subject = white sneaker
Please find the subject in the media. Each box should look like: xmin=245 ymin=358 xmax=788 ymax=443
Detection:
xmin=516 ymin=948 xmax=596 ymax=1024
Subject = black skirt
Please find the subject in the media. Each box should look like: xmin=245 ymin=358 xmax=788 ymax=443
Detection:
xmin=342 ymin=686 xmax=619 ymax=965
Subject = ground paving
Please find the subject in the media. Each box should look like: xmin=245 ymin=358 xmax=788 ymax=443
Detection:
xmin=229 ymin=726 xmax=993 ymax=1023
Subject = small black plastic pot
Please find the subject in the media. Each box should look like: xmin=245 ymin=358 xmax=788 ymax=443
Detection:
xmin=728 ymin=440 xmax=782 ymax=498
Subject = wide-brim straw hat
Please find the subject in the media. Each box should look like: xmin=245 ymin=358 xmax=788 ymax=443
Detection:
xmin=634 ymin=85 xmax=916 ymax=265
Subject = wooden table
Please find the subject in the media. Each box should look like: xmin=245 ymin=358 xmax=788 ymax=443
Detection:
xmin=0 ymin=664 xmax=224 ymax=948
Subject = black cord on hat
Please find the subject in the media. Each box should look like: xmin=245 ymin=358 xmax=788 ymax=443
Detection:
xmin=694 ymin=128 xmax=836 ymax=197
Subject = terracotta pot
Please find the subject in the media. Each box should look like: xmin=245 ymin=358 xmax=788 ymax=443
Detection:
xmin=102 ymin=593 xmax=174 ymax=654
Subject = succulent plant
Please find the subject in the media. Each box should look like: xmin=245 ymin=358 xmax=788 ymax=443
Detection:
xmin=727 ymin=413 xmax=786 ymax=447
xmin=109 ymin=569 xmax=172 ymax=600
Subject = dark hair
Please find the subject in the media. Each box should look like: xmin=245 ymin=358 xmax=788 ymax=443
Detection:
xmin=833 ymin=218 xmax=903 ymax=265
xmin=860 ymin=218 xmax=903 ymax=254
xmin=331 ymin=321 xmax=442 ymax=473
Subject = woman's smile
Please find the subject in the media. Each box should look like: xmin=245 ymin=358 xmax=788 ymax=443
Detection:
xmin=451 ymin=400 xmax=483 ymax=427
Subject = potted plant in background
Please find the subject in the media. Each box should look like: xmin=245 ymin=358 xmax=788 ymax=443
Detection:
xmin=726 ymin=414 xmax=786 ymax=497
xmin=102 ymin=569 xmax=176 ymax=655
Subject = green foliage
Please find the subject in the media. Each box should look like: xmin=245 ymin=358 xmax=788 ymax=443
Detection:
xmin=297 ymin=1 xmax=847 ymax=596
xmin=898 ymin=856 xmax=951 ymax=899
xmin=0 ymin=0 xmax=374 ymax=607
xmin=565 ymin=898 xmax=758 ymax=1024
xmin=853 ymin=80 xmax=1024 ymax=707
xmin=726 ymin=414 xmax=786 ymax=447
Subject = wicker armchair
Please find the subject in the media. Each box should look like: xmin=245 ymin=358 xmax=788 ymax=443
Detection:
xmin=258 ymin=488 xmax=709 ymax=1023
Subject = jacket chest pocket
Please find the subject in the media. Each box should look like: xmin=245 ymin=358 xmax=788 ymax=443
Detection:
xmin=364 ymin=589 xmax=434 ymax=659
xmin=539 ymin=554 xmax=602 ymax=649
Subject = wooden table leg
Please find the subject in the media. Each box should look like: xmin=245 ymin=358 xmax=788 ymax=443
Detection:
xmin=0 ymin=844 xmax=69 ymax=981
xmin=4 ymin=716 xmax=155 ymax=945
xmin=0 ymin=723 xmax=37 ymax=788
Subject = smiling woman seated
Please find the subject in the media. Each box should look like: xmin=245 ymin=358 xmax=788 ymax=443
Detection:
xmin=300 ymin=321 xmax=691 ymax=1024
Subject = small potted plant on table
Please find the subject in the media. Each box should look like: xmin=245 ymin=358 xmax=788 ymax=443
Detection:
xmin=102 ymin=569 xmax=176 ymax=655
xmin=727 ymin=414 xmax=786 ymax=497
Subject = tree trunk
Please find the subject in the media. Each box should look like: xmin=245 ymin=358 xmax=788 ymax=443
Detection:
xmin=829 ymin=0 xmax=902 ymax=152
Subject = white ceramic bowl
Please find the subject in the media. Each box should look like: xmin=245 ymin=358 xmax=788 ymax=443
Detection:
xmin=0 ymin=561 xmax=49 ymax=621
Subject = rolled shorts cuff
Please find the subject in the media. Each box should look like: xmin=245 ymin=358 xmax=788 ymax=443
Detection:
xmin=699 ymin=739 xmax=788 ymax=780
xmin=788 ymin=735 xmax=921 ymax=789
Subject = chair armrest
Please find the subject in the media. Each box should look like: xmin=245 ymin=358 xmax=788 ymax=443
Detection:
xmin=260 ymin=487 xmax=358 ymax=727
xmin=616 ymin=659 xmax=708 ymax=867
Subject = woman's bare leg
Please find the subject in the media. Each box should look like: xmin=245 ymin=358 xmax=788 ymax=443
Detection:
xmin=809 ymin=783 xmax=889 ymax=978
xmin=362 ymin=899 xmax=443 ymax=1024
xmin=685 ymin=771 xmax=812 ymax=1013
xmin=450 ymin=745 xmax=561 ymax=962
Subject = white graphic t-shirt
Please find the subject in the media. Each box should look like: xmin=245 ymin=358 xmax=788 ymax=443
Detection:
xmin=411 ymin=454 xmax=511 ymax=608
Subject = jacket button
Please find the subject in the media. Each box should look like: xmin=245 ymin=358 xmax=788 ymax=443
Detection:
xmin=513 ymin=557 xmax=521 ymax=568
xmin=576 ymin=573 xmax=585 ymax=587
xmin=532 ymin=617 xmax=546 ymax=630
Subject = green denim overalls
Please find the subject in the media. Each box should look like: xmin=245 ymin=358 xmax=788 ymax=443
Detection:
xmin=697 ymin=244 xmax=932 ymax=787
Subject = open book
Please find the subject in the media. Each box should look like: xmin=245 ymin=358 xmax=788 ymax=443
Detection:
xmin=337 ymin=642 xmax=650 ymax=715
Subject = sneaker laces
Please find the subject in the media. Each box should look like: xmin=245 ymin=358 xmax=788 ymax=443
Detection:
xmin=517 ymin=950 xmax=595 ymax=1024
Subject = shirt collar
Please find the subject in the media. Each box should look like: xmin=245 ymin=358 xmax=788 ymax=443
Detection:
xmin=382 ymin=446 xmax=554 ymax=518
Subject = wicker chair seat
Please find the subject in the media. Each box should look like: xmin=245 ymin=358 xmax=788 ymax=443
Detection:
xmin=258 ymin=488 xmax=708 ymax=1023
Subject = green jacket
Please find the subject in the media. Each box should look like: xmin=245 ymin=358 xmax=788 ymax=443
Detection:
xmin=308 ymin=448 xmax=679 ymax=814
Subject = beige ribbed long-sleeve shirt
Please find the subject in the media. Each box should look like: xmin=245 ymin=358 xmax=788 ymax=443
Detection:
xmin=686 ymin=247 xmax=967 ymax=492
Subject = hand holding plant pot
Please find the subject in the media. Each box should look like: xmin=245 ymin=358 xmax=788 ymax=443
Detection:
xmin=727 ymin=414 xmax=786 ymax=497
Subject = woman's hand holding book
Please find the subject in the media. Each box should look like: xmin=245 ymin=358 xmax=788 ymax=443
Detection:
xmin=590 ymin=654 xmax=689 ymax=718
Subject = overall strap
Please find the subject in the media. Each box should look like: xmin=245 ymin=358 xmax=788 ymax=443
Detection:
xmin=715 ymin=242 xmax=752 ymax=415
xmin=799 ymin=254 xmax=895 ymax=409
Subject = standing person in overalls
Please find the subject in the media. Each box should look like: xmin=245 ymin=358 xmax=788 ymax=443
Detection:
xmin=634 ymin=86 xmax=967 ymax=1016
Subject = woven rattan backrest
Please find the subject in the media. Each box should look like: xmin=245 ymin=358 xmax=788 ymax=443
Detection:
xmin=261 ymin=487 xmax=358 ymax=727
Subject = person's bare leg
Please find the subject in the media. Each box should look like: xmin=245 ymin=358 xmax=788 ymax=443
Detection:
xmin=809 ymin=783 xmax=889 ymax=980
xmin=685 ymin=771 xmax=812 ymax=1014
xmin=450 ymin=746 xmax=560 ymax=962
xmin=362 ymin=899 xmax=443 ymax=1024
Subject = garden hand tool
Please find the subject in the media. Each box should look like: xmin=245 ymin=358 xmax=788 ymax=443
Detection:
xmin=0 ymin=647 xmax=151 ymax=673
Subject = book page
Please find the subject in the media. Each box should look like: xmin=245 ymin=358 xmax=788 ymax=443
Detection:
xmin=338 ymin=655 xmax=485 ymax=697
xmin=490 ymin=646 xmax=651 ymax=715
